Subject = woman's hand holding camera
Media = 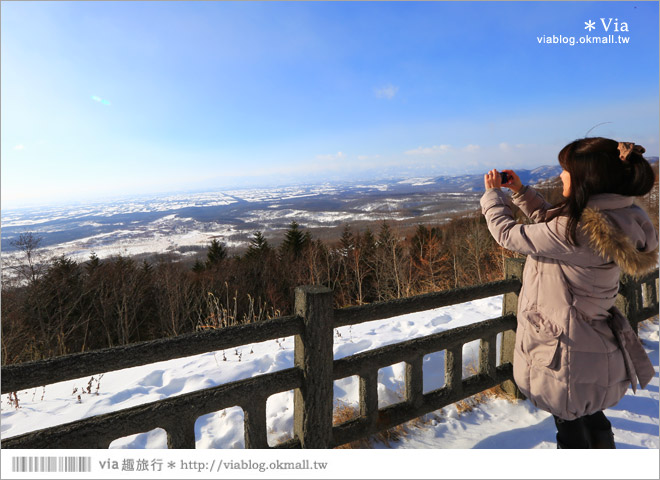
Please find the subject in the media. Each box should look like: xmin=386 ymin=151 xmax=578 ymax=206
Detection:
xmin=484 ymin=169 xmax=523 ymax=193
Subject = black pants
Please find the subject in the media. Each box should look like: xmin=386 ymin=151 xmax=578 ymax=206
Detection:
xmin=554 ymin=411 xmax=614 ymax=448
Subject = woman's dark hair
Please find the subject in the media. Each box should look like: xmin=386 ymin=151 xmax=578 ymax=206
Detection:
xmin=553 ymin=136 xmax=654 ymax=245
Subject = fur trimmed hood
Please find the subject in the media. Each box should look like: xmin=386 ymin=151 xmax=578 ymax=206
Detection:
xmin=581 ymin=207 xmax=659 ymax=278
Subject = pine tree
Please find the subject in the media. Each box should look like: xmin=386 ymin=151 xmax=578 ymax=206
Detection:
xmin=245 ymin=231 xmax=271 ymax=259
xmin=280 ymin=221 xmax=309 ymax=259
xmin=377 ymin=221 xmax=394 ymax=247
xmin=362 ymin=228 xmax=377 ymax=257
xmin=192 ymin=259 xmax=206 ymax=273
xmin=303 ymin=230 xmax=312 ymax=247
xmin=206 ymin=239 xmax=228 ymax=268
xmin=339 ymin=225 xmax=354 ymax=257
xmin=86 ymin=252 xmax=101 ymax=273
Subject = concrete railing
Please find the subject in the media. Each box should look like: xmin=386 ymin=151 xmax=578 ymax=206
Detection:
xmin=2 ymin=258 xmax=657 ymax=449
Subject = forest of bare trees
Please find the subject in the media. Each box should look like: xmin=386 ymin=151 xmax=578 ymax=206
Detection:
xmin=2 ymin=175 xmax=657 ymax=366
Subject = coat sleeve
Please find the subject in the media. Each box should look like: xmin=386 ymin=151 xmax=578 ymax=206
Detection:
xmin=480 ymin=189 xmax=578 ymax=259
xmin=510 ymin=185 xmax=554 ymax=223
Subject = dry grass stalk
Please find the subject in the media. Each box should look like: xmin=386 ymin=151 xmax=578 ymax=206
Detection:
xmin=332 ymin=400 xmax=428 ymax=449
xmin=196 ymin=291 xmax=281 ymax=331
xmin=455 ymin=356 xmax=518 ymax=414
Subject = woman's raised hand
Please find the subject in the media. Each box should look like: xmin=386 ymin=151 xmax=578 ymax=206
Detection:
xmin=484 ymin=169 xmax=523 ymax=192
xmin=484 ymin=169 xmax=502 ymax=190
xmin=501 ymin=169 xmax=523 ymax=193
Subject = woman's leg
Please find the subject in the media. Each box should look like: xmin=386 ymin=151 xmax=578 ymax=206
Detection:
xmin=553 ymin=415 xmax=590 ymax=448
xmin=582 ymin=411 xmax=615 ymax=448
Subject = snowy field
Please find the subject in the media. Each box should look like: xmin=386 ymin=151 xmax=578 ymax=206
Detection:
xmin=1 ymin=295 xmax=658 ymax=452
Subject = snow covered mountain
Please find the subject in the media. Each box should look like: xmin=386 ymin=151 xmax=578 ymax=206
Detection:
xmin=397 ymin=165 xmax=564 ymax=192
xmin=0 ymin=164 xmax=568 ymax=265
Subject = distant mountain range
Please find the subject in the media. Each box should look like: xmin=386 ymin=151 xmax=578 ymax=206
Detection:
xmin=397 ymin=157 xmax=658 ymax=193
xmin=393 ymin=165 xmax=564 ymax=193
xmin=2 ymin=160 xmax=656 ymax=259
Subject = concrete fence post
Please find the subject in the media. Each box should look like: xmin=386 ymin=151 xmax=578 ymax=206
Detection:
xmin=244 ymin=398 xmax=269 ymax=449
xmin=293 ymin=285 xmax=334 ymax=448
xmin=165 ymin=418 xmax=196 ymax=449
xmin=500 ymin=257 xmax=525 ymax=400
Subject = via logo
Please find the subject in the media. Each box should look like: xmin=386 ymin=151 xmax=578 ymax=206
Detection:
xmin=585 ymin=18 xmax=629 ymax=32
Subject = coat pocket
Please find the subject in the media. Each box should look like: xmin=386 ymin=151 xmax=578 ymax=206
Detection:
xmin=522 ymin=311 xmax=562 ymax=370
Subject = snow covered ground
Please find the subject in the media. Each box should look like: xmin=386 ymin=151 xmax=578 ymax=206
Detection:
xmin=1 ymin=295 xmax=658 ymax=453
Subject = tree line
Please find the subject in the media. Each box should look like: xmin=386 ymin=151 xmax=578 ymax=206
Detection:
xmin=2 ymin=176 xmax=657 ymax=366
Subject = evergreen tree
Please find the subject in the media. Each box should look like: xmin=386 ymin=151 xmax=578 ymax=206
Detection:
xmin=377 ymin=221 xmax=394 ymax=247
xmin=339 ymin=224 xmax=354 ymax=257
xmin=303 ymin=230 xmax=312 ymax=247
xmin=86 ymin=252 xmax=101 ymax=273
xmin=192 ymin=259 xmax=206 ymax=273
xmin=34 ymin=255 xmax=86 ymax=356
xmin=280 ymin=221 xmax=309 ymax=259
xmin=245 ymin=231 xmax=271 ymax=259
xmin=206 ymin=239 xmax=228 ymax=268
xmin=362 ymin=228 xmax=377 ymax=256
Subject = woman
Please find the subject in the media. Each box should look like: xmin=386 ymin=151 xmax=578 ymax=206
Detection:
xmin=480 ymin=137 xmax=658 ymax=449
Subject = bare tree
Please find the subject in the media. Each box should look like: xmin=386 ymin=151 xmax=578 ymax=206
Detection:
xmin=7 ymin=232 xmax=47 ymax=285
xmin=461 ymin=215 xmax=493 ymax=284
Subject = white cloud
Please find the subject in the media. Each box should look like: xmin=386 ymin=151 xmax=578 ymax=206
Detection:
xmin=404 ymin=145 xmax=451 ymax=156
xmin=316 ymin=151 xmax=346 ymax=161
xmin=357 ymin=154 xmax=381 ymax=161
xmin=463 ymin=144 xmax=480 ymax=152
xmin=13 ymin=144 xmax=25 ymax=151
xmin=374 ymin=84 xmax=399 ymax=100
xmin=499 ymin=142 xmax=510 ymax=151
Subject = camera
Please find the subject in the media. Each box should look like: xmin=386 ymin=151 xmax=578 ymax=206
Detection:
xmin=500 ymin=171 xmax=510 ymax=184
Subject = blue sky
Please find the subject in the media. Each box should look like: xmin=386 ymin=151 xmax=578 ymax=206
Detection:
xmin=2 ymin=1 xmax=658 ymax=207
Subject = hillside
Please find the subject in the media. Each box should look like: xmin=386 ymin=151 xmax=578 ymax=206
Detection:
xmin=1 ymin=166 xmax=570 ymax=271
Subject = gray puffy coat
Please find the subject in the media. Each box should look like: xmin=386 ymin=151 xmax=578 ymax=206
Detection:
xmin=480 ymin=186 xmax=658 ymax=420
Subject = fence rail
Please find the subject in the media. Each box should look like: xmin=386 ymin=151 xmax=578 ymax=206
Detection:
xmin=1 ymin=279 xmax=520 ymax=394
xmin=2 ymin=259 xmax=657 ymax=449
xmin=1 ymin=314 xmax=304 ymax=395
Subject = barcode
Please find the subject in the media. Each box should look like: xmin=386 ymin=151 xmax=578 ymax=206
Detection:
xmin=11 ymin=456 xmax=92 ymax=473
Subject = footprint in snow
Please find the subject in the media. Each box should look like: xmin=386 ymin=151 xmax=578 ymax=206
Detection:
xmin=138 ymin=370 xmax=164 ymax=388
xmin=431 ymin=314 xmax=452 ymax=327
